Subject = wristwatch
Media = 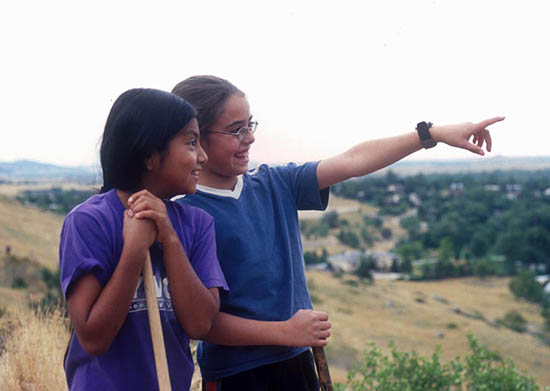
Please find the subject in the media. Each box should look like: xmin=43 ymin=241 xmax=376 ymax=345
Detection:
xmin=416 ymin=121 xmax=437 ymax=149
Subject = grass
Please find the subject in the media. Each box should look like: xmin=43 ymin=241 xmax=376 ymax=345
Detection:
xmin=0 ymin=306 xmax=70 ymax=391
xmin=0 ymin=195 xmax=64 ymax=270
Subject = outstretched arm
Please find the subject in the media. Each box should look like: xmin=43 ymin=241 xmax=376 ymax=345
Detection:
xmin=316 ymin=117 xmax=505 ymax=190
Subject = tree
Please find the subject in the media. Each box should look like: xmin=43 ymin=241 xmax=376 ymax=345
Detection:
xmin=321 ymin=211 xmax=340 ymax=229
xmin=338 ymin=230 xmax=361 ymax=248
xmin=509 ymin=271 xmax=544 ymax=304
xmin=355 ymin=255 xmax=375 ymax=280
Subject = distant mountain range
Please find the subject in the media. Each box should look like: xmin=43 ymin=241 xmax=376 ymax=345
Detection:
xmin=0 ymin=160 xmax=99 ymax=183
xmin=377 ymin=155 xmax=550 ymax=176
xmin=2 ymin=156 xmax=550 ymax=183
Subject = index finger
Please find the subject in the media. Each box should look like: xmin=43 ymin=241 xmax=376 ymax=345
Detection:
xmin=314 ymin=311 xmax=329 ymax=321
xmin=129 ymin=189 xmax=158 ymax=204
xmin=477 ymin=116 xmax=505 ymax=129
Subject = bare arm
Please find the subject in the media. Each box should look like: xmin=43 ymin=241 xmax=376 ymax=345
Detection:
xmin=67 ymin=211 xmax=154 ymax=356
xmin=317 ymin=117 xmax=505 ymax=190
xmin=203 ymin=309 xmax=331 ymax=347
xmin=128 ymin=190 xmax=219 ymax=340
xmin=159 ymin=237 xmax=220 ymax=339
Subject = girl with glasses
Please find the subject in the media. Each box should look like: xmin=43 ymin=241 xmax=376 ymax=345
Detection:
xmin=59 ymin=88 xmax=228 ymax=390
xmin=172 ymin=75 xmax=504 ymax=391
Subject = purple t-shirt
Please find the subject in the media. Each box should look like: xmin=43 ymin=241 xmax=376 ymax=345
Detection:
xmin=59 ymin=189 xmax=228 ymax=391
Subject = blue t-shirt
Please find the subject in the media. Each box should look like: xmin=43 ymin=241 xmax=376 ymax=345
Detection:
xmin=59 ymin=189 xmax=228 ymax=391
xmin=176 ymin=162 xmax=329 ymax=380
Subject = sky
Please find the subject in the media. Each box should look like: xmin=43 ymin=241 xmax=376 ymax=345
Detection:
xmin=1 ymin=0 xmax=548 ymax=168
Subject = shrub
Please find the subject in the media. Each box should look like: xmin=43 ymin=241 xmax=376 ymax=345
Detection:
xmin=497 ymin=310 xmax=527 ymax=333
xmin=463 ymin=334 xmax=539 ymax=391
xmin=11 ymin=277 xmax=27 ymax=289
xmin=355 ymin=256 xmax=375 ymax=280
xmin=509 ymin=271 xmax=544 ymax=304
xmin=338 ymin=230 xmax=361 ymax=248
xmin=336 ymin=334 xmax=539 ymax=391
xmin=341 ymin=341 xmax=462 ymax=391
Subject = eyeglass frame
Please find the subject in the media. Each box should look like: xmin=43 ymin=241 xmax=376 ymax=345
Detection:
xmin=204 ymin=121 xmax=258 ymax=141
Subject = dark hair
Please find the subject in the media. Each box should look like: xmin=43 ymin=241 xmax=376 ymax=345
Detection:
xmin=171 ymin=75 xmax=244 ymax=133
xmin=99 ymin=88 xmax=196 ymax=193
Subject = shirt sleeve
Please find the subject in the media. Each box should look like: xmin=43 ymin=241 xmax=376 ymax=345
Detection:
xmin=188 ymin=210 xmax=229 ymax=292
xmin=275 ymin=161 xmax=330 ymax=211
xmin=59 ymin=211 xmax=113 ymax=299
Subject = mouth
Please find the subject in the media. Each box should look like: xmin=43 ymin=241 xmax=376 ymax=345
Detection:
xmin=190 ymin=168 xmax=201 ymax=179
xmin=234 ymin=149 xmax=249 ymax=162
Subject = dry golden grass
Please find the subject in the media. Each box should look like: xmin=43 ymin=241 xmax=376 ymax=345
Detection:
xmin=0 ymin=196 xmax=63 ymax=270
xmin=0 ymin=306 xmax=70 ymax=391
xmin=307 ymin=271 xmax=550 ymax=388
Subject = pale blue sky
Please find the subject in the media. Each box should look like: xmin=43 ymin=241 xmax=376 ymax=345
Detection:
xmin=1 ymin=0 xmax=548 ymax=167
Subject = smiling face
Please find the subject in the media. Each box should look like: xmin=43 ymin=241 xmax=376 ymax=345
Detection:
xmin=199 ymin=94 xmax=255 ymax=189
xmin=143 ymin=118 xmax=207 ymax=198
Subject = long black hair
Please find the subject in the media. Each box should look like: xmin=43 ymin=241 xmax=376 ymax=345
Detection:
xmin=99 ymin=88 xmax=196 ymax=193
xmin=172 ymin=75 xmax=244 ymax=134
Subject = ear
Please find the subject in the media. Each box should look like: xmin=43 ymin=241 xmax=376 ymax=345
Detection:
xmin=145 ymin=153 xmax=160 ymax=172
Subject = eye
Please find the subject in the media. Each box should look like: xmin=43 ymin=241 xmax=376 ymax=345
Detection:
xmin=187 ymin=139 xmax=197 ymax=147
xmin=228 ymin=127 xmax=243 ymax=135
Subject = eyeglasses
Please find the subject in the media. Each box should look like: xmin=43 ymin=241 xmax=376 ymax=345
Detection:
xmin=206 ymin=121 xmax=258 ymax=141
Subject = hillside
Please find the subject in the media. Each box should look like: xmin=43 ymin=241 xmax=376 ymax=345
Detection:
xmin=0 ymin=159 xmax=97 ymax=182
xmin=0 ymin=195 xmax=63 ymax=270
xmin=306 ymin=271 xmax=550 ymax=388
xmin=0 ymin=185 xmax=548 ymax=389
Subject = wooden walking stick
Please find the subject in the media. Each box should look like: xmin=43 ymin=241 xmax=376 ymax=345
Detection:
xmin=143 ymin=252 xmax=172 ymax=391
xmin=312 ymin=346 xmax=333 ymax=391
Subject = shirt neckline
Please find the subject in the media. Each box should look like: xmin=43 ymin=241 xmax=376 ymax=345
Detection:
xmin=196 ymin=175 xmax=244 ymax=199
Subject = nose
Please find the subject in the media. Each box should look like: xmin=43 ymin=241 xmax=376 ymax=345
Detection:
xmin=242 ymin=128 xmax=255 ymax=145
xmin=197 ymin=142 xmax=208 ymax=165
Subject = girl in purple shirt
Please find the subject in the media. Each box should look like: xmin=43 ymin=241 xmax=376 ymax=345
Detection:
xmin=59 ymin=88 xmax=228 ymax=390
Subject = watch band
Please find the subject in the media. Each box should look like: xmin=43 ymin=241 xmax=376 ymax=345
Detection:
xmin=416 ymin=121 xmax=437 ymax=149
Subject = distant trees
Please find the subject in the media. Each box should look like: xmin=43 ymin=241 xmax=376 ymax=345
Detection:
xmin=332 ymin=169 xmax=550 ymax=278
xmin=509 ymin=271 xmax=545 ymax=304
xmin=303 ymin=249 xmax=328 ymax=265
xmin=16 ymin=188 xmax=96 ymax=215
xmin=355 ymin=255 xmax=376 ymax=280
xmin=338 ymin=230 xmax=361 ymax=248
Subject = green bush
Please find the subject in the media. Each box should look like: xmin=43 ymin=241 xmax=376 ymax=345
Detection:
xmin=11 ymin=277 xmax=27 ymax=289
xmin=497 ymin=310 xmax=527 ymax=333
xmin=336 ymin=334 xmax=539 ymax=391
xmin=338 ymin=230 xmax=361 ymax=248
xmin=340 ymin=341 xmax=462 ymax=391
xmin=509 ymin=271 xmax=544 ymax=304
xmin=355 ymin=256 xmax=375 ymax=280
xmin=464 ymin=334 xmax=538 ymax=391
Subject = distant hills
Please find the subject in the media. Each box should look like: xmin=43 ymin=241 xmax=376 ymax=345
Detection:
xmin=2 ymin=156 xmax=550 ymax=183
xmin=0 ymin=160 xmax=99 ymax=183
xmin=371 ymin=155 xmax=550 ymax=176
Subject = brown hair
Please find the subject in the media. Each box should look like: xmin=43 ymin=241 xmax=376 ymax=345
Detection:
xmin=172 ymin=75 xmax=245 ymax=134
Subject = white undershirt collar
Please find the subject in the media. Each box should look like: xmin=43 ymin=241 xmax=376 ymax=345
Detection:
xmin=195 ymin=175 xmax=244 ymax=199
